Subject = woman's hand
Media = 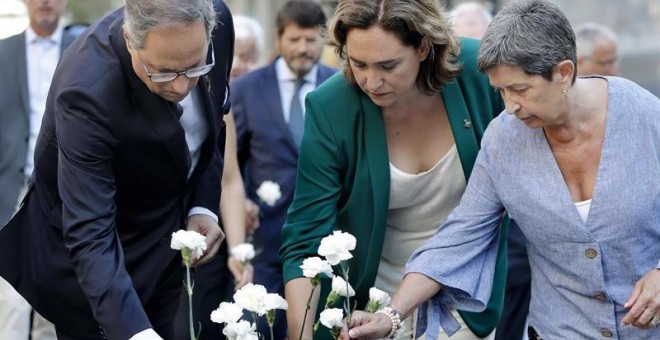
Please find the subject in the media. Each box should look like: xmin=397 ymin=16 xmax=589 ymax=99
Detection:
xmin=622 ymin=268 xmax=660 ymax=329
xmin=227 ymin=255 xmax=254 ymax=290
xmin=337 ymin=311 xmax=392 ymax=340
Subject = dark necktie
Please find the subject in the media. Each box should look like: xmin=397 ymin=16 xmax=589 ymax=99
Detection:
xmin=289 ymin=78 xmax=305 ymax=147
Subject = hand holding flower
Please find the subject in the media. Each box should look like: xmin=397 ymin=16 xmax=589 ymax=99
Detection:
xmin=185 ymin=214 xmax=224 ymax=265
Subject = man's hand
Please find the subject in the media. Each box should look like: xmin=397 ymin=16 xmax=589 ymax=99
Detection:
xmin=228 ymin=256 xmax=254 ymax=290
xmin=186 ymin=214 xmax=225 ymax=266
xmin=622 ymin=268 xmax=660 ymax=329
xmin=244 ymin=199 xmax=260 ymax=234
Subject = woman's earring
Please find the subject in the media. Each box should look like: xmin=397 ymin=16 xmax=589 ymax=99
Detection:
xmin=562 ymin=88 xmax=568 ymax=95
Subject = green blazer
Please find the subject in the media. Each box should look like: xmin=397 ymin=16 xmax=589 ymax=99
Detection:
xmin=280 ymin=38 xmax=508 ymax=338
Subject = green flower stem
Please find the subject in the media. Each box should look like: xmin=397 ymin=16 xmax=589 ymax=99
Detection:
xmin=267 ymin=310 xmax=275 ymax=340
xmin=185 ymin=261 xmax=197 ymax=340
xmin=340 ymin=262 xmax=352 ymax=325
xmin=298 ymin=276 xmax=319 ymax=340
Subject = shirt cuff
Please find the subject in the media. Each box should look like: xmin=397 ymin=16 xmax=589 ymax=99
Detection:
xmin=188 ymin=206 xmax=219 ymax=224
xmin=128 ymin=328 xmax=162 ymax=340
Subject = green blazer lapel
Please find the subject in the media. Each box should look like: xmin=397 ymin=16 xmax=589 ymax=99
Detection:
xmin=361 ymin=94 xmax=389 ymax=226
xmin=443 ymin=81 xmax=480 ymax=180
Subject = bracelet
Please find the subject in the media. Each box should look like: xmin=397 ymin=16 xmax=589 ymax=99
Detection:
xmin=376 ymin=305 xmax=403 ymax=339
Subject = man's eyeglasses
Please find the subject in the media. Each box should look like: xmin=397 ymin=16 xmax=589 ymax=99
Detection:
xmin=138 ymin=42 xmax=215 ymax=83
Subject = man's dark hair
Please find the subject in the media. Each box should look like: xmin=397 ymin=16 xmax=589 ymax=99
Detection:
xmin=276 ymin=0 xmax=327 ymax=36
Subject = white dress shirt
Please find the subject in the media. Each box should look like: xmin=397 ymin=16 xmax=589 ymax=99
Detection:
xmin=275 ymin=57 xmax=317 ymax=122
xmin=25 ymin=25 xmax=63 ymax=177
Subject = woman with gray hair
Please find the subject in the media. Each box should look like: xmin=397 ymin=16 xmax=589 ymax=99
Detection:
xmin=343 ymin=0 xmax=660 ymax=339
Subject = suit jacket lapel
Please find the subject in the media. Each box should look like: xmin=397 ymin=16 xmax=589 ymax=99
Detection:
xmin=442 ymin=81 xmax=480 ymax=180
xmin=14 ymin=33 xmax=30 ymax=120
xmin=60 ymin=30 xmax=76 ymax=55
xmin=360 ymin=94 xmax=390 ymax=238
xmin=110 ymin=22 xmax=191 ymax=181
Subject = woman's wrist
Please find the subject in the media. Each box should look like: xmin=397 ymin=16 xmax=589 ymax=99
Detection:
xmin=375 ymin=304 xmax=404 ymax=339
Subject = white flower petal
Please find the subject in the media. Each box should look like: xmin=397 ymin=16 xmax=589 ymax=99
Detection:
xmin=210 ymin=302 xmax=244 ymax=324
xmin=319 ymin=308 xmax=344 ymax=329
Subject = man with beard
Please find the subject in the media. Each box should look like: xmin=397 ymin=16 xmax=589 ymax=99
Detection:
xmin=230 ymin=0 xmax=335 ymax=337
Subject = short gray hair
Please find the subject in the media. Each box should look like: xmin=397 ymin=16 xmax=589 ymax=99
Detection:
xmin=478 ymin=0 xmax=577 ymax=83
xmin=124 ymin=0 xmax=216 ymax=49
xmin=233 ymin=15 xmax=264 ymax=62
xmin=574 ymin=22 xmax=617 ymax=58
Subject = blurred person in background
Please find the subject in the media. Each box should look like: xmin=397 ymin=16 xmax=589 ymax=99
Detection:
xmin=231 ymin=0 xmax=336 ymax=337
xmin=230 ymin=15 xmax=264 ymax=81
xmin=0 ymin=0 xmax=74 ymax=339
xmin=449 ymin=1 xmax=492 ymax=39
xmin=575 ymin=22 xmax=619 ymax=76
xmin=0 ymin=0 xmax=233 ymax=338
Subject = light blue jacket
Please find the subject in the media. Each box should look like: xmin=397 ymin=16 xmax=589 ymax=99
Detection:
xmin=408 ymin=77 xmax=660 ymax=339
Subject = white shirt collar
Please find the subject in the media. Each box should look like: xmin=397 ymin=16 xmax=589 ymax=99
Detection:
xmin=25 ymin=24 xmax=63 ymax=46
xmin=275 ymin=57 xmax=318 ymax=85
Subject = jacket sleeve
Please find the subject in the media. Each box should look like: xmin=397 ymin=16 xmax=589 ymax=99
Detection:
xmin=279 ymin=89 xmax=346 ymax=283
xmin=56 ymin=86 xmax=151 ymax=340
xmin=406 ymin=120 xmax=507 ymax=338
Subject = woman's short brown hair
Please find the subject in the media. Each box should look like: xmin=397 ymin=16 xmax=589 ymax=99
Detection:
xmin=328 ymin=0 xmax=461 ymax=95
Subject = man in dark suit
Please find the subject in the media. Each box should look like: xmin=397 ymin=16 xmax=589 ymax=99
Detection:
xmin=231 ymin=0 xmax=336 ymax=337
xmin=0 ymin=0 xmax=76 ymax=338
xmin=0 ymin=0 xmax=233 ymax=339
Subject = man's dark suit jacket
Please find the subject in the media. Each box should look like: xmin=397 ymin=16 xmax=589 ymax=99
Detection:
xmin=0 ymin=2 xmax=233 ymax=339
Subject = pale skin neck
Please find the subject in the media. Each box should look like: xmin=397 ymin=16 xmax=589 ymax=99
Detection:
xmin=542 ymin=78 xmax=606 ymax=145
xmin=382 ymin=90 xmax=453 ymax=174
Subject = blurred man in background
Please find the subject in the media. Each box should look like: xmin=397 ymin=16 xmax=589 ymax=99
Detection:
xmin=449 ymin=1 xmax=492 ymax=39
xmin=575 ymin=22 xmax=619 ymax=76
xmin=0 ymin=0 xmax=73 ymax=338
xmin=231 ymin=0 xmax=335 ymax=337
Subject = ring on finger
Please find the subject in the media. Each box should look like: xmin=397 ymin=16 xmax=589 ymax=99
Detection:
xmin=651 ymin=315 xmax=660 ymax=327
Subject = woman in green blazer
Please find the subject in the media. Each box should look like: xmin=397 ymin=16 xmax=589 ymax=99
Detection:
xmin=279 ymin=0 xmax=508 ymax=339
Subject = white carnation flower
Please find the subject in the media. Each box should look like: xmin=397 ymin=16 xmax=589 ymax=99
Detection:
xmin=319 ymin=308 xmax=344 ymax=329
xmin=331 ymin=276 xmax=355 ymax=298
xmin=366 ymin=287 xmax=391 ymax=312
xmin=210 ymin=302 xmax=244 ymax=324
xmin=170 ymin=230 xmax=207 ymax=261
xmin=300 ymin=257 xmax=333 ymax=279
xmin=261 ymin=293 xmax=288 ymax=314
xmin=369 ymin=287 xmax=391 ymax=306
xmin=230 ymin=243 xmax=256 ymax=263
xmin=317 ymin=230 xmax=356 ymax=265
xmin=256 ymin=180 xmax=282 ymax=206
xmin=222 ymin=320 xmax=256 ymax=340
xmin=233 ymin=283 xmax=268 ymax=313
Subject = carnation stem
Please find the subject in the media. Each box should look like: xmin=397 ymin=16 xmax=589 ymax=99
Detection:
xmin=185 ymin=263 xmax=197 ymax=340
xmin=298 ymin=282 xmax=317 ymax=340
xmin=341 ymin=263 xmax=352 ymax=325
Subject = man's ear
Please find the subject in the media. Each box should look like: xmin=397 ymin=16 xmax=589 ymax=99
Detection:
xmin=122 ymin=25 xmax=133 ymax=51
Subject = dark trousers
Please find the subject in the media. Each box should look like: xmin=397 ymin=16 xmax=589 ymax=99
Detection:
xmin=495 ymin=220 xmax=531 ymax=340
